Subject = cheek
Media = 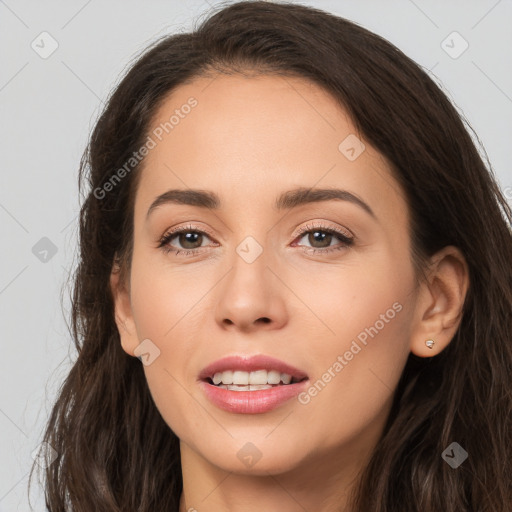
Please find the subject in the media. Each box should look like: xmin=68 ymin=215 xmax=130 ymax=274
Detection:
xmin=292 ymin=261 xmax=414 ymax=447
xmin=128 ymin=245 xmax=208 ymax=342
xmin=127 ymin=254 xmax=214 ymax=436
xmin=297 ymin=312 xmax=411 ymax=451
xmin=287 ymin=250 xmax=413 ymax=359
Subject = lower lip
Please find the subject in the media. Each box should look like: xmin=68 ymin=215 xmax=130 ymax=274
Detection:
xmin=199 ymin=379 xmax=310 ymax=414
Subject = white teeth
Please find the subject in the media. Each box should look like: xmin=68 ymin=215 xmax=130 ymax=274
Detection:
xmin=219 ymin=384 xmax=274 ymax=391
xmin=249 ymin=384 xmax=273 ymax=390
xmin=211 ymin=370 xmax=295 ymax=386
xmin=267 ymin=370 xmax=281 ymax=384
xmin=249 ymin=369 xmax=267 ymax=384
xmin=280 ymin=373 xmax=292 ymax=384
xmin=232 ymin=370 xmax=249 ymax=385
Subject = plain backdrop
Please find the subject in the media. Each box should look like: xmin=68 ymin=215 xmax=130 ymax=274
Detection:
xmin=0 ymin=0 xmax=511 ymax=509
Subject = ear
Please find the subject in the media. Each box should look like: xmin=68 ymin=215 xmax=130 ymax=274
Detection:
xmin=410 ymin=246 xmax=469 ymax=357
xmin=110 ymin=260 xmax=139 ymax=357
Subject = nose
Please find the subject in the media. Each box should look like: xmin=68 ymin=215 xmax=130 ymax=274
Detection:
xmin=214 ymin=244 xmax=288 ymax=333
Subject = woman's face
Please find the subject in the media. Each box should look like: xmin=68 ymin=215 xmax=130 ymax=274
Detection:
xmin=114 ymin=73 xmax=420 ymax=478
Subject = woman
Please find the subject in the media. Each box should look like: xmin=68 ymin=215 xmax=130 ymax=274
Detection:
xmin=29 ymin=1 xmax=512 ymax=510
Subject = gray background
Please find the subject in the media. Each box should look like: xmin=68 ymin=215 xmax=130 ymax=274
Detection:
xmin=1 ymin=0 xmax=511 ymax=509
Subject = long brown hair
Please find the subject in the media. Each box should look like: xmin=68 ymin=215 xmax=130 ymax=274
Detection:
xmin=29 ymin=1 xmax=512 ymax=510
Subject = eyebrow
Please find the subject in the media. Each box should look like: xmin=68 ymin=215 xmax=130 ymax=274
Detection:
xmin=145 ymin=187 xmax=376 ymax=220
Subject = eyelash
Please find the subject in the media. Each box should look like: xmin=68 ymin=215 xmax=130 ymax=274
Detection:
xmin=157 ymin=222 xmax=354 ymax=257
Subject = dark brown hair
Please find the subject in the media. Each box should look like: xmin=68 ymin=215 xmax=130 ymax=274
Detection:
xmin=29 ymin=1 xmax=512 ymax=510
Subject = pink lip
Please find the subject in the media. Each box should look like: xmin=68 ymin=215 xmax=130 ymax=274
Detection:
xmin=198 ymin=354 xmax=308 ymax=381
xmin=198 ymin=354 xmax=309 ymax=414
xmin=199 ymin=379 xmax=310 ymax=414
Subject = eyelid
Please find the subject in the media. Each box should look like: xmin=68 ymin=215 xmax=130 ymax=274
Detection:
xmin=293 ymin=220 xmax=354 ymax=240
xmin=163 ymin=222 xmax=215 ymax=237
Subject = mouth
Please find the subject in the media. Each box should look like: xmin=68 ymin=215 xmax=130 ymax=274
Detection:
xmin=198 ymin=354 xmax=310 ymax=414
xmin=203 ymin=370 xmax=308 ymax=391
xmin=198 ymin=354 xmax=309 ymax=392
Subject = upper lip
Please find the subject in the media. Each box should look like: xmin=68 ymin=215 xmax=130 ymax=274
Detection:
xmin=198 ymin=354 xmax=309 ymax=381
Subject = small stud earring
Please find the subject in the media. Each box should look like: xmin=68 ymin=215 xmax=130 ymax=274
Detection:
xmin=425 ymin=339 xmax=435 ymax=349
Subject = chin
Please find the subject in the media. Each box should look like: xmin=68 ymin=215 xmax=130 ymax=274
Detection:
xmin=194 ymin=436 xmax=307 ymax=476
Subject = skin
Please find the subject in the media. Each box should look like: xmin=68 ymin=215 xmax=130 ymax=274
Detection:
xmin=110 ymin=74 xmax=469 ymax=512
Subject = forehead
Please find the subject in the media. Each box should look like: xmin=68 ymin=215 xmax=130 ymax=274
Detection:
xmin=148 ymin=73 xmax=351 ymax=157
xmin=134 ymin=73 xmax=406 ymax=225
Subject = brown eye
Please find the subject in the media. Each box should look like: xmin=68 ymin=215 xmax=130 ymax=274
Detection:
xmin=301 ymin=230 xmax=335 ymax=249
xmin=293 ymin=223 xmax=354 ymax=254
xmin=157 ymin=224 xmax=216 ymax=256
xmin=172 ymin=231 xmax=205 ymax=250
